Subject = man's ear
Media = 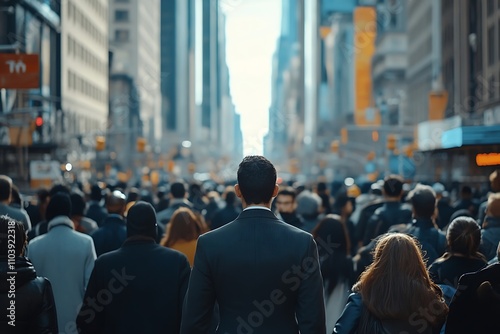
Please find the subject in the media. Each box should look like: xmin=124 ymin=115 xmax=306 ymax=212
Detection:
xmin=272 ymin=184 xmax=279 ymax=198
xmin=234 ymin=184 xmax=243 ymax=199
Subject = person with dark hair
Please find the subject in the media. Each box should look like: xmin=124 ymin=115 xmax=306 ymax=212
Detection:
xmin=156 ymin=182 xmax=194 ymax=228
xmin=332 ymin=191 xmax=356 ymax=255
xmin=432 ymin=183 xmax=454 ymax=230
xmin=274 ymin=186 xmax=303 ymax=229
xmin=0 ymin=216 xmax=58 ymax=333
xmin=25 ymin=188 xmax=50 ymax=228
xmin=480 ymin=193 xmax=500 ymax=261
xmin=28 ymin=193 xmax=96 ymax=333
xmin=161 ymin=207 xmax=204 ymax=265
xmin=362 ymin=175 xmax=412 ymax=245
xmin=429 ymin=217 xmax=487 ymax=289
xmin=85 ymin=184 xmax=107 ymax=227
xmin=211 ymin=187 xmax=241 ymax=230
xmin=90 ymin=190 xmax=128 ymax=257
xmin=312 ymin=214 xmax=353 ymax=332
xmin=402 ymin=184 xmax=447 ymax=264
xmin=181 ymin=156 xmax=326 ymax=334
xmin=316 ymin=182 xmax=332 ymax=214
xmin=334 ymin=233 xmax=448 ymax=334
xmin=70 ymin=191 xmax=98 ymax=235
xmin=77 ymin=202 xmax=191 ymax=333
xmin=453 ymin=185 xmax=478 ymax=217
xmin=156 ymin=186 xmax=170 ymax=212
xmin=27 ymin=185 xmax=70 ymax=240
xmin=0 ymin=175 xmax=32 ymax=232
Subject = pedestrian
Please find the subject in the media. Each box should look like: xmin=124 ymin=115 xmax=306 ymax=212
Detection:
xmin=181 ymin=156 xmax=326 ymax=334
xmin=0 ymin=175 xmax=31 ymax=232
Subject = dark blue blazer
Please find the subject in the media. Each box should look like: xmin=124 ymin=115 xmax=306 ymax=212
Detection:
xmin=91 ymin=214 xmax=127 ymax=257
xmin=180 ymin=208 xmax=326 ymax=334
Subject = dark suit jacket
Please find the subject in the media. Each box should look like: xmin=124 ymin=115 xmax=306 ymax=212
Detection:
xmin=180 ymin=208 xmax=326 ymax=334
xmin=446 ymin=263 xmax=500 ymax=334
xmin=91 ymin=214 xmax=127 ymax=257
xmin=77 ymin=237 xmax=191 ymax=334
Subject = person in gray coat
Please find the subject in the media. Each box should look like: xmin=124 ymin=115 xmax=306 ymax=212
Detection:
xmin=28 ymin=192 xmax=96 ymax=334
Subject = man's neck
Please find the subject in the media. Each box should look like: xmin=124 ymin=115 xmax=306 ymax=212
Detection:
xmin=243 ymin=203 xmax=271 ymax=210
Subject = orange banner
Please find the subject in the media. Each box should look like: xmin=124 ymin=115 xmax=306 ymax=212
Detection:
xmin=354 ymin=8 xmax=379 ymax=126
xmin=0 ymin=54 xmax=40 ymax=89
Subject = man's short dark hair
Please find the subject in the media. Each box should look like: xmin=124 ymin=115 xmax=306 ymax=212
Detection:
xmin=409 ymin=184 xmax=436 ymax=219
xmin=383 ymin=174 xmax=404 ymax=197
xmin=170 ymin=182 xmax=187 ymax=199
xmin=237 ymin=156 xmax=276 ymax=205
xmin=0 ymin=175 xmax=12 ymax=202
xmin=277 ymin=187 xmax=297 ymax=201
xmin=0 ymin=216 xmax=26 ymax=256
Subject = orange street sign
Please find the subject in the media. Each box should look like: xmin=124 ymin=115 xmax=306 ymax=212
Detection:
xmin=0 ymin=54 xmax=40 ymax=89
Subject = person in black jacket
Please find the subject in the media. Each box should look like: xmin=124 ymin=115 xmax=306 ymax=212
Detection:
xmin=0 ymin=216 xmax=58 ymax=333
xmin=77 ymin=202 xmax=190 ymax=334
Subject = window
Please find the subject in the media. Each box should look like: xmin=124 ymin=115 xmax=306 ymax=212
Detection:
xmin=114 ymin=10 xmax=129 ymax=22
xmin=115 ymin=29 xmax=129 ymax=42
xmin=488 ymin=26 xmax=495 ymax=65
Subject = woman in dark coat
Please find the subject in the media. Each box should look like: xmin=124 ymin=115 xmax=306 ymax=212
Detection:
xmin=0 ymin=215 xmax=58 ymax=333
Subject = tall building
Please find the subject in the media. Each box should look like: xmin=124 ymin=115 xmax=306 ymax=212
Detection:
xmin=62 ymin=0 xmax=109 ymax=144
xmin=160 ymin=0 xmax=196 ymax=149
xmin=406 ymin=0 xmax=442 ymax=126
xmin=109 ymin=0 xmax=161 ymax=147
xmin=0 ymin=1 xmax=62 ymax=185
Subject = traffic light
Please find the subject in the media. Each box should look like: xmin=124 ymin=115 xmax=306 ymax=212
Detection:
xmin=35 ymin=112 xmax=43 ymax=138
xmin=330 ymin=140 xmax=340 ymax=153
xmin=96 ymin=136 xmax=105 ymax=151
xmin=136 ymin=137 xmax=146 ymax=152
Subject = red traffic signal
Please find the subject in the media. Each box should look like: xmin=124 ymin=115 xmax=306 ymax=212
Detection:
xmin=35 ymin=116 xmax=43 ymax=127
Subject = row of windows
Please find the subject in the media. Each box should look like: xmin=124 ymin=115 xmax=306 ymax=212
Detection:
xmin=85 ymin=0 xmax=108 ymax=21
xmin=67 ymin=2 xmax=107 ymax=48
xmin=67 ymin=35 xmax=107 ymax=73
xmin=68 ymin=70 xmax=107 ymax=103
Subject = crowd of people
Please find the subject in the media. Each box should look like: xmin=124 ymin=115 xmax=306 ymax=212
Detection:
xmin=0 ymin=158 xmax=499 ymax=333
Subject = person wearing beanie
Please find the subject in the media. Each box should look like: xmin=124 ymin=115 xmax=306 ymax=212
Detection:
xmin=28 ymin=192 xmax=96 ymax=333
xmin=77 ymin=201 xmax=191 ymax=334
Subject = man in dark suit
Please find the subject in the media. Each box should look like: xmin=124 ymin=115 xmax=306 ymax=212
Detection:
xmin=91 ymin=190 xmax=128 ymax=257
xmin=77 ymin=201 xmax=191 ymax=334
xmin=181 ymin=156 xmax=326 ymax=334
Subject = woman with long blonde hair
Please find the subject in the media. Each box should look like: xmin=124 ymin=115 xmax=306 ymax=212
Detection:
xmin=160 ymin=207 xmax=205 ymax=266
xmin=334 ymin=233 xmax=448 ymax=334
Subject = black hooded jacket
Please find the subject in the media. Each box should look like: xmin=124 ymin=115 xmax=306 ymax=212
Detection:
xmin=0 ymin=256 xmax=58 ymax=333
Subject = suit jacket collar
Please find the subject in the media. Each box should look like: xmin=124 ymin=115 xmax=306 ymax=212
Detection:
xmin=236 ymin=208 xmax=279 ymax=221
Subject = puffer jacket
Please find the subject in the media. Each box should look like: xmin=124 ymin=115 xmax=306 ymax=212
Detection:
xmin=0 ymin=256 xmax=58 ymax=333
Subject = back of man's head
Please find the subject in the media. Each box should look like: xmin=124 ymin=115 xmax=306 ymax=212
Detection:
xmin=0 ymin=175 xmax=12 ymax=202
xmin=383 ymin=175 xmax=404 ymax=198
xmin=490 ymin=169 xmax=500 ymax=192
xmin=486 ymin=193 xmax=500 ymax=218
xmin=70 ymin=191 xmax=87 ymax=217
xmin=90 ymin=184 xmax=103 ymax=201
xmin=237 ymin=156 xmax=276 ymax=205
xmin=106 ymin=190 xmax=127 ymax=215
xmin=409 ymin=184 xmax=436 ymax=219
xmin=170 ymin=182 xmax=187 ymax=199
xmin=126 ymin=201 xmax=157 ymax=239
